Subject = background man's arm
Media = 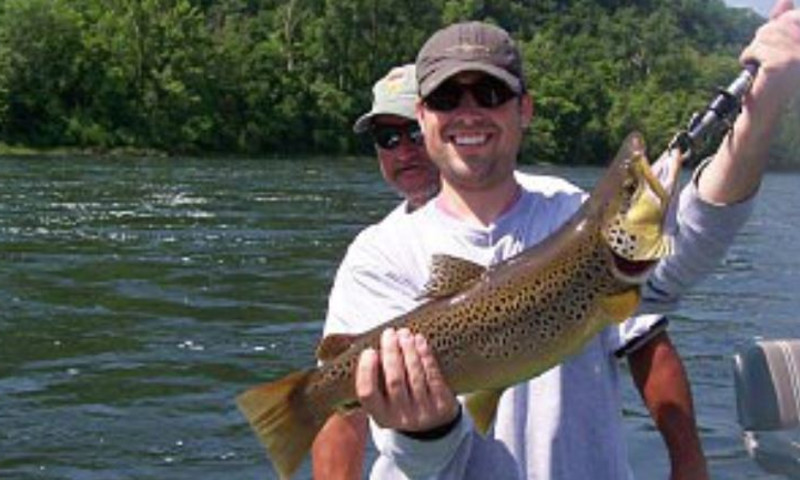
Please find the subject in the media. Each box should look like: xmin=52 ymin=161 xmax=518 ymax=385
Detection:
xmin=629 ymin=331 xmax=709 ymax=480
xmin=312 ymin=411 xmax=369 ymax=480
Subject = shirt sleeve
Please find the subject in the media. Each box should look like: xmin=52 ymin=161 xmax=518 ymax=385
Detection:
xmin=369 ymin=413 xmax=476 ymax=479
xmin=613 ymin=314 xmax=669 ymax=358
xmin=369 ymin=407 xmax=526 ymax=479
xmin=639 ymin=158 xmax=756 ymax=313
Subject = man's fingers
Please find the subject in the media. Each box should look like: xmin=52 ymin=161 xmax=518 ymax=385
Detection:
xmin=399 ymin=328 xmax=431 ymax=406
xmin=356 ymin=347 xmax=383 ymax=410
xmin=770 ymin=0 xmax=795 ymax=20
xmin=416 ymin=333 xmax=458 ymax=419
xmin=740 ymin=9 xmax=800 ymax=70
xmin=379 ymin=328 xmax=411 ymax=408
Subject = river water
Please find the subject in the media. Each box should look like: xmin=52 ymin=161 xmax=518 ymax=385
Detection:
xmin=1 ymin=155 xmax=798 ymax=479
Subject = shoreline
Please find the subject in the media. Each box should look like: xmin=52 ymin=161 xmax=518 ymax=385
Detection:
xmin=0 ymin=144 xmax=169 ymax=158
xmin=2 ymin=144 xmax=798 ymax=171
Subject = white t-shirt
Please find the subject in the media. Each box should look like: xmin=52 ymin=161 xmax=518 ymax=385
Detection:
xmin=324 ymin=170 xmax=753 ymax=480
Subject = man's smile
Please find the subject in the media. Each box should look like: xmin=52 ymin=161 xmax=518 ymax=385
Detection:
xmin=450 ymin=133 xmax=492 ymax=146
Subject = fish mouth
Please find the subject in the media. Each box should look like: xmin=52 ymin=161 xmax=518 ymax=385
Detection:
xmin=610 ymin=249 xmax=657 ymax=283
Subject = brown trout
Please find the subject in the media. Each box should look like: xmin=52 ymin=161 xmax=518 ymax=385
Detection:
xmin=237 ymin=132 xmax=681 ymax=479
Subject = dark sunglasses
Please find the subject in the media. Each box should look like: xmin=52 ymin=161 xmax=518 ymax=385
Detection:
xmin=423 ymin=75 xmax=517 ymax=112
xmin=371 ymin=122 xmax=424 ymax=150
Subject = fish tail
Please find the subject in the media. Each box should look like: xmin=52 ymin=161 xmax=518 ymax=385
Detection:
xmin=237 ymin=369 xmax=325 ymax=480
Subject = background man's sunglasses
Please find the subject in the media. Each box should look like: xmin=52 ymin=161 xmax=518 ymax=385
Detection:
xmin=372 ymin=123 xmax=424 ymax=150
xmin=423 ymin=76 xmax=517 ymax=112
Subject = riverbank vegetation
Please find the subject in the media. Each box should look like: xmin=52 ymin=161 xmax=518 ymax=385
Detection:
xmin=0 ymin=0 xmax=797 ymax=165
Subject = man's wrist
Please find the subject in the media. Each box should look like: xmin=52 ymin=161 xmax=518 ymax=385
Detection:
xmin=398 ymin=405 xmax=463 ymax=441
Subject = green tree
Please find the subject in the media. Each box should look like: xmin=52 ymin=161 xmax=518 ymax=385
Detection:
xmin=0 ymin=0 xmax=84 ymax=145
xmin=520 ymin=0 xmax=756 ymax=165
xmin=0 ymin=13 xmax=10 ymax=135
xmin=121 ymin=0 xmax=216 ymax=152
xmin=0 ymin=0 xmax=792 ymax=162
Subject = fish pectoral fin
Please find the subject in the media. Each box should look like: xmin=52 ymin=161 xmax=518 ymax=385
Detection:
xmin=599 ymin=288 xmax=641 ymax=323
xmin=316 ymin=333 xmax=357 ymax=363
xmin=465 ymin=389 xmax=504 ymax=435
xmin=419 ymin=254 xmax=486 ymax=300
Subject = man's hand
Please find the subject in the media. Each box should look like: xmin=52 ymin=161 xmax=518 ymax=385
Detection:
xmin=356 ymin=328 xmax=460 ymax=434
xmin=698 ymin=0 xmax=800 ymax=204
xmin=741 ymin=0 xmax=800 ymax=109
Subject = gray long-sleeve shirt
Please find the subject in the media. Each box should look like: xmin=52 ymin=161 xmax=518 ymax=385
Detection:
xmin=324 ymin=164 xmax=753 ymax=480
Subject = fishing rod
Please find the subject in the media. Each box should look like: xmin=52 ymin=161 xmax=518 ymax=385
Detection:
xmin=668 ymin=61 xmax=760 ymax=162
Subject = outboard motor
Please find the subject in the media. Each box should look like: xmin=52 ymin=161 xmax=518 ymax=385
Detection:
xmin=733 ymin=339 xmax=800 ymax=479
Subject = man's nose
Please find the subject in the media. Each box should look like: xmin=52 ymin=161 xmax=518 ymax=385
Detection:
xmin=453 ymin=91 xmax=485 ymax=119
xmin=394 ymin=139 xmax=420 ymax=161
xmin=459 ymin=90 xmax=480 ymax=109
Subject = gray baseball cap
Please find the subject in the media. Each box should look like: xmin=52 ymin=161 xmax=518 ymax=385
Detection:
xmin=353 ymin=64 xmax=418 ymax=133
xmin=416 ymin=22 xmax=525 ymax=98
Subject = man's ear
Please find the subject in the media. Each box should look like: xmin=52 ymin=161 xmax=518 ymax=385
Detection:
xmin=416 ymin=99 xmax=426 ymax=124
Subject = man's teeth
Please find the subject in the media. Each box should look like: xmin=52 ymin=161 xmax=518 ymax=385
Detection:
xmin=453 ymin=134 xmax=488 ymax=146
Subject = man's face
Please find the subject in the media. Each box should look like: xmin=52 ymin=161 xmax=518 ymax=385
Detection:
xmin=372 ymin=115 xmax=440 ymax=207
xmin=417 ymin=71 xmax=533 ymax=191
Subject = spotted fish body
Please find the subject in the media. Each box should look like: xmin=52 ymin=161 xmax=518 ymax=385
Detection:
xmin=237 ymin=133 xmax=679 ymax=479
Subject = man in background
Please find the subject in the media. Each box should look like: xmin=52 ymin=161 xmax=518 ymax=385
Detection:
xmin=351 ymin=64 xmax=439 ymax=214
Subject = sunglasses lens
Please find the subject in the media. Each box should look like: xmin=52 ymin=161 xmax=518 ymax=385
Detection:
xmin=472 ymin=77 xmax=516 ymax=108
xmin=373 ymin=127 xmax=401 ymax=149
xmin=424 ymin=81 xmax=462 ymax=112
xmin=424 ymin=76 xmax=517 ymax=111
xmin=373 ymin=123 xmax=423 ymax=150
xmin=407 ymin=123 xmax=424 ymax=145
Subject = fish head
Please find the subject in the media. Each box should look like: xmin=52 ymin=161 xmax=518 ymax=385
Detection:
xmin=589 ymin=132 xmax=678 ymax=283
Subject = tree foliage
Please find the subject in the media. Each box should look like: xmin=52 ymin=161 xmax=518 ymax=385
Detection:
xmin=1 ymin=0 xmax=795 ymax=165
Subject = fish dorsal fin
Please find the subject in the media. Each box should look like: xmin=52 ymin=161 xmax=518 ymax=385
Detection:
xmin=599 ymin=288 xmax=641 ymax=323
xmin=420 ymin=254 xmax=486 ymax=300
xmin=316 ymin=333 xmax=357 ymax=363
xmin=465 ymin=389 xmax=504 ymax=435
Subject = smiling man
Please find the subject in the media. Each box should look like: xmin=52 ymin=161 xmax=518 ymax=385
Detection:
xmin=315 ymin=2 xmax=800 ymax=477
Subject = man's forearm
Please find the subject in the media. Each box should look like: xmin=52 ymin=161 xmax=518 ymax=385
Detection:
xmin=312 ymin=411 xmax=368 ymax=480
xmin=629 ymin=332 xmax=709 ymax=480
xmin=697 ymin=99 xmax=780 ymax=205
